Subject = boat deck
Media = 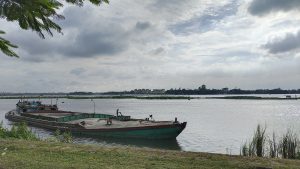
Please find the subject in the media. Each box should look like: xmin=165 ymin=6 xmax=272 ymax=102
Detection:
xmin=28 ymin=112 xmax=78 ymax=118
xmin=21 ymin=111 xmax=174 ymax=129
xmin=68 ymin=118 xmax=174 ymax=129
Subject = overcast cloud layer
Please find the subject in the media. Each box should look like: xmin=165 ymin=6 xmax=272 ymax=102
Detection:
xmin=0 ymin=0 xmax=300 ymax=92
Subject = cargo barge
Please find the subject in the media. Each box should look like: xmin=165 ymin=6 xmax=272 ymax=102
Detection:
xmin=5 ymin=100 xmax=186 ymax=139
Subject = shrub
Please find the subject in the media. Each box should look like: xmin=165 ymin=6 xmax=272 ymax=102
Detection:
xmin=241 ymin=124 xmax=266 ymax=157
xmin=279 ymin=130 xmax=298 ymax=159
xmin=0 ymin=122 xmax=38 ymax=140
xmin=241 ymin=125 xmax=300 ymax=160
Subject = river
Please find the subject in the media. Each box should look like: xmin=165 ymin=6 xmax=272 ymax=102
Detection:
xmin=1 ymin=97 xmax=300 ymax=155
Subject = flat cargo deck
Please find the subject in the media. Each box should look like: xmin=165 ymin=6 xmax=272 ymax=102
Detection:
xmin=68 ymin=118 xmax=174 ymax=129
xmin=19 ymin=111 xmax=115 ymax=122
xmin=27 ymin=112 xmax=77 ymax=118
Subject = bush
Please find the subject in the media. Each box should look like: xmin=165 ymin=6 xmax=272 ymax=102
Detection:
xmin=279 ymin=130 xmax=298 ymax=159
xmin=241 ymin=124 xmax=266 ymax=157
xmin=0 ymin=122 xmax=38 ymax=140
xmin=52 ymin=129 xmax=73 ymax=143
xmin=269 ymin=132 xmax=278 ymax=158
xmin=241 ymin=125 xmax=300 ymax=160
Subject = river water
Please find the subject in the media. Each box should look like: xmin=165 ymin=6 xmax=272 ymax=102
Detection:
xmin=1 ymin=97 xmax=300 ymax=155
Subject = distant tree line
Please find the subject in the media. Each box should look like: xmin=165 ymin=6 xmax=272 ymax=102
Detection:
xmin=102 ymin=85 xmax=300 ymax=95
xmin=1 ymin=85 xmax=300 ymax=96
xmin=68 ymin=92 xmax=93 ymax=95
xmin=165 ymin=85 xmax=300 ymax=95
xmin=103 ymin=89 xmax=165 ymax=95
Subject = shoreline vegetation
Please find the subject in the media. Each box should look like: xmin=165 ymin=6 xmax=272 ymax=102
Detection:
xmin=1 ymin=124 xmax=300 ymax=169
xmin=241 ymin=125 xmax=300 ymax=160
xmin=0 ymin=95 xmax=298 ymax=100
xmin=1 ymin=86 xmax=300 ymax=96
xmin=1 ymin=85 xmax=300 ymax=100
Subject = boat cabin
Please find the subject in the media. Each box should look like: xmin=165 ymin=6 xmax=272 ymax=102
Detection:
xmin=16 ymin=101 xmax=58 ymax=113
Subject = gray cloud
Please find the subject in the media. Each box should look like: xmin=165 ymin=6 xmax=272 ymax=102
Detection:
xmin=150 ymin=47 xmax=165 ymax=55
xmin=248 ymin=0 xmax=300 ymax=16
xmin=61 ymin=6 xmax=90 ymax=27
xmin=148 ymin=0 xmax=191 ymax=15
xmin=135 ymin=21 xmax=151 ymax=30
xmin=61 ymin=27 xmax=129 ymax=58
xmin=263 ymin=30 xmax=300 ymax=54
xmin=21 ymin=52 xmax=47 ymax=63
xmin=70 ymin=68 xmax=86 ymax=76
xmin=169 ymin=0 xmax=238 ymax=35
xmin=6 ymin=9 xmax=131 ymax=60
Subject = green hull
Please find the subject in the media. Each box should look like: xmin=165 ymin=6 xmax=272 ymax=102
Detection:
xmin=72 ymin=125 xmax=186 ymax=139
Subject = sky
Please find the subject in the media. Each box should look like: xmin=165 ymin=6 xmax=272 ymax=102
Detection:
xmin=1 ymin=0 xmax=300 ymax=92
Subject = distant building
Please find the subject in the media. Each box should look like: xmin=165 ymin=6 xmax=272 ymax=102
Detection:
xmin=152 ymin=89 xmax=165 ymax=94
xmin=198 ymin=84 xmax=206 ymax=90
xmin=222 ymin=88 xmax=229 ymax=93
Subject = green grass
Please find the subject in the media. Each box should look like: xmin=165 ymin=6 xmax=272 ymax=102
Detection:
xmin=0 ymin=139 xmax=300 ymax=169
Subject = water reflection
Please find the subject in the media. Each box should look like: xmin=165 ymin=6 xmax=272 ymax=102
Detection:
xmin=74 ymin=136 xmax=182 ymax=151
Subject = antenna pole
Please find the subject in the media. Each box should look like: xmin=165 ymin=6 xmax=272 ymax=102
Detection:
xmin=91 ymin=99 xmax=95 ymax=114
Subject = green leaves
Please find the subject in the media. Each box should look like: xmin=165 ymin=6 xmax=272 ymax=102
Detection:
xmin=65 ymin=0 xmax=109 ymax=6
xmin=0 ymin=0 xmax=64 ymax=38
xmin=0 ymin=0 xmax=109 ymax=57
xmin=0 ymin=30 xmax=18 ymax=57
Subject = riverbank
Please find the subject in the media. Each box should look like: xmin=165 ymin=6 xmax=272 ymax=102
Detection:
xmin=206 ymin=96 xmax=299 ymax=100
xmin=0 ymin=95 xmax=192 ymax=100
xmin=0 ymin=95 xmax=299 ymax=100
xmin=0 ymin=139 xmax=300 ymax=169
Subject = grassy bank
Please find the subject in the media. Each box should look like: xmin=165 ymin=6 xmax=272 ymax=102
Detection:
xmin=0 ymin=139 xmax=300 ymax=169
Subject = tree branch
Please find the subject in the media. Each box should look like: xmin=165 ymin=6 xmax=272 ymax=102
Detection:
xmin=0 ymin=30 xmax=18 ymax=57
xmin=0 ymin=0 xmax=109 ymax=57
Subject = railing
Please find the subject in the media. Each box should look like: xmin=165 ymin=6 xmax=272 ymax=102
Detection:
xmin=57 ymin=113 xmax=114 ymax=122
xmin=20 ymin=112 xmax=131 ymax=122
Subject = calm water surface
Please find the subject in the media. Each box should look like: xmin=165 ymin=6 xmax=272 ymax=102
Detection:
xmin=1 ymin=98 xmax=300 ymax=154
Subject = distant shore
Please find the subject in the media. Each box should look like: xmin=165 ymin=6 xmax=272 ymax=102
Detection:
xmin=206 ymin=96 xmax=299 ymax=100
xmin=0 ymin=95 xmax=192 ymax=100
xmin=0 ymin=95 xmax=298 ymax=100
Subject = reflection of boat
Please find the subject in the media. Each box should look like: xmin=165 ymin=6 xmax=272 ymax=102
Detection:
xmin=75 ymin=136 xmax=182 ymax=150
xmin=5 ymin=100 xmax=187 ymax=139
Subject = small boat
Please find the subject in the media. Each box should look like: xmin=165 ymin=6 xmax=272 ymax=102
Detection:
xmin=5 ymin=100 xmax=187 ymax=139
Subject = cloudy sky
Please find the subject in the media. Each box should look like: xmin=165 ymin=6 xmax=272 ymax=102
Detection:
xmin=1 ymin=0 xmax=300 ymax=92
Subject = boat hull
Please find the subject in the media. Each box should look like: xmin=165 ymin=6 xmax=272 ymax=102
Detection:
xmin=5 ymin=112 xmax=187 ymax=139
xmin=72 ymin=125 xmax=186 ymax=139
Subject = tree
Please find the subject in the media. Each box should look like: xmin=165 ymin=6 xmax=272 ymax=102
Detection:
xmin=198 ymin=84 xmax=206 ymax=90
xmin=0 ymin=0 xmax=109 ymax=57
